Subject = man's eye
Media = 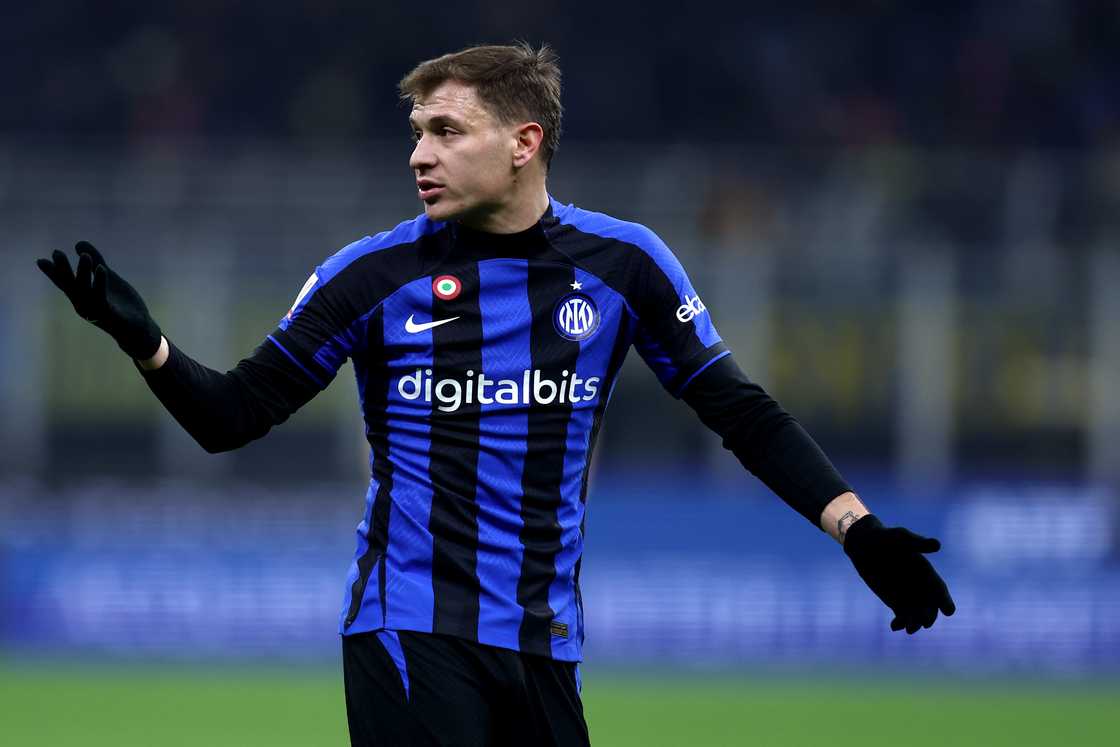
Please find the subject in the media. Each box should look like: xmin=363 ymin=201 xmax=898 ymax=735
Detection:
xmin=411 ymin=131 xmax=422 ymax=142
xmin=440 ymin=127 xmax=458 ymax=137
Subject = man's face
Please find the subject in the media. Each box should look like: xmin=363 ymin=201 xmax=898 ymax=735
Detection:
xmin=409 ymin=80 xmax=519 ymax=224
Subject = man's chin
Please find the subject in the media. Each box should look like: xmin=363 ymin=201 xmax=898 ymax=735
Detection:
xmin=422 ymin=199 xmax=462 ymax=222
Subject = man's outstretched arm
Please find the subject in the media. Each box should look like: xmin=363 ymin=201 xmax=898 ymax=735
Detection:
xmin=37 ymin=242 xmax=320 ymax=453
xmin=681 ymin=352 xmax=955 ymax=634
xmin=134 ymin=336 xmax=320 ymax=453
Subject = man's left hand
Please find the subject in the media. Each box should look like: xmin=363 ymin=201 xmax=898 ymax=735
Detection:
xmin=843 ymin=514 xmax=956 ymax=634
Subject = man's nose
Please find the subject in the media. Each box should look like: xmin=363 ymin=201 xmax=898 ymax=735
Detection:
xmin=409 ymin=136 xmax=436 ymax=171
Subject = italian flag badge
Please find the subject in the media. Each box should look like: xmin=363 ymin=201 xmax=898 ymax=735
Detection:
xmin=433 ymin=275 xmax=462 ymax=301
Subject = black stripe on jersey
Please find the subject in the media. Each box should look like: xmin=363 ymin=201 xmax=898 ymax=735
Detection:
xmin=345 ymin=305 xmax=392 ymax=629
xmin=517 ymin=260 xmax=582 ymax=657
xmin=578 ymin=312 xmax=634 ymax=505
xmin=571 ymin=311 xmax=633 ymax=626
xmin=428 ymin=263 xmax=484 ymax=640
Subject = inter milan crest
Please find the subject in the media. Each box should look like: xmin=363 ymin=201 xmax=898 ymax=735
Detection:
xmin=433 ymin=275 xmax=462 ymax=301
xmin=553 ymin=293 xmax=600 ymax=341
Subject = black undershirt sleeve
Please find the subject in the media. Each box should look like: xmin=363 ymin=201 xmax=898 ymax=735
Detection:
xmin=681 ymin=353 xmax=853 ymax=527
xmin=137 ymin=339 xmax=322 ymax=454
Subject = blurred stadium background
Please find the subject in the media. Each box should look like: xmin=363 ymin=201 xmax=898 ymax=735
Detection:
xmin=2 ymin=2 xmax=1119 ymax=745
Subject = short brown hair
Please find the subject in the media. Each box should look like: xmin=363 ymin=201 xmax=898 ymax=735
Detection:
xmin=399 ymin=42 xmax=563 ymax=169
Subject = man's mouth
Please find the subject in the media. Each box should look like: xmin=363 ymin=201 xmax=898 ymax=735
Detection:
xmin=417 ymin=180 xmax=445 ymax=202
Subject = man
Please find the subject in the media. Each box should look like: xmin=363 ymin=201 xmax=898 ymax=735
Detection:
xmin=37 ymin=42 xmax=954 ymax=746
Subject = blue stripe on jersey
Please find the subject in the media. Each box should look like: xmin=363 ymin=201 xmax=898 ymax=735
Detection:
xmin=377 ymin=276 xmax=438 ymax=633
xmin=633 ymin=336 xmax=677 ymax=385
xmin=313 ymin=336 xmax=350 ymax=376
xmin=375 ymin=629 xmax=410 ymax=700
xmin=474 ymin=260 xmax=531 ymax=651
xmin=547 ymin=267 xmax=623 ymax=659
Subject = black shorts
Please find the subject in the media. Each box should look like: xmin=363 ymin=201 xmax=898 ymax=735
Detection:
xmin=342 ymin=630 xmax=590 ymax=746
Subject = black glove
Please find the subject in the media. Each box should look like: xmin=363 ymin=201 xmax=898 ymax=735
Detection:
xmin=843 ymin=514 xmax=955 ymax=634
xmin=36 ymin=241 xmax=163 ymax=360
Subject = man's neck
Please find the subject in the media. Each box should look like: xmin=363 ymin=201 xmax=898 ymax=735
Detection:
xmin=459 ymin=184 xmax=550 ymax=234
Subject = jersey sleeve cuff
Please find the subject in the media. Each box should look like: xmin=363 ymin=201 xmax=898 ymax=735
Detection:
xmin=265 ymin=334 xmax=330 ymax=389
xmin=668 ymin=341 xmax=730 ymax=398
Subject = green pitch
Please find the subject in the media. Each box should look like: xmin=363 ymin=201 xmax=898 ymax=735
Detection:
xmin=1 ymin=664 xmax=1116 ymax=746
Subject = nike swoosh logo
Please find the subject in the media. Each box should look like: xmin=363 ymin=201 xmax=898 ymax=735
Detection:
xmin=405 ymin=314 xmax=460 ymax=334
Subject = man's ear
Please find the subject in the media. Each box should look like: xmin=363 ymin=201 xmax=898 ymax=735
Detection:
xmin=512 ymin=122 xmax=545 ymax=168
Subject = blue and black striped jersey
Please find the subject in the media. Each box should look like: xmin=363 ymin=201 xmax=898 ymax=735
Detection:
xmin=268 ymin=197 xmax=727 ymax=661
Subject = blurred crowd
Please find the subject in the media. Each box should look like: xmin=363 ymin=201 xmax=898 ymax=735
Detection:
xmin=8 ymin=1 xmax=1119 ymax=149
xmin=4 ymin=2 xmax=1119 ymax=486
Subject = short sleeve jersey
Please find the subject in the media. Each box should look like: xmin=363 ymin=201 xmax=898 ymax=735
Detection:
xmin=267 ymin=196 xmax=727 ymax=661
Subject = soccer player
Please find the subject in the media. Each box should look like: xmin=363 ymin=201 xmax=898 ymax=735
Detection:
xmin=37 ymin=42 xmax=954 ymax=746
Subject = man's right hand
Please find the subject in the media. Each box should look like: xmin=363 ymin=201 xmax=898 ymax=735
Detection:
xmin=36 ymin=241 xmax=163 ymax=361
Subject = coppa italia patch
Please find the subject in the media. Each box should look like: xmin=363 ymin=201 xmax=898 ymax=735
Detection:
xmin=433 ymin=275 xmax=461 ymax=301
